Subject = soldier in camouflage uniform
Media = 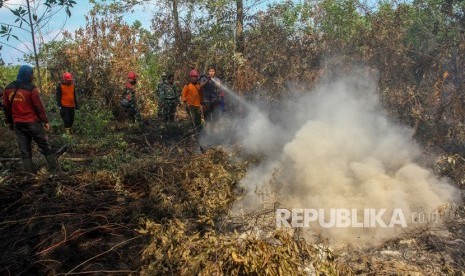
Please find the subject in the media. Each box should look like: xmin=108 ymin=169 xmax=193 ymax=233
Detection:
xmin=159 ymin=73 xmax=179 ymax=122
xmin=122 ymin=71 xmax=141 ymax=123
xmin=156 ymin=73 xmax=168 ymax=119
xmin=170 ymin=76 xmax=182 ymax=100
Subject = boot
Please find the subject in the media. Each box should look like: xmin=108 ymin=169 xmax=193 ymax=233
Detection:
xmin=45 ymin=154 xmax=58 ymax=172
xmin=22 ymin=159 xmax=35 ymax=174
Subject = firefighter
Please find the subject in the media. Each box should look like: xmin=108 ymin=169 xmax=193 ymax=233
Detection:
xmin=2 ymin=65 xmax=57 ymax=173
xmin=121 ymin=71 xmax=141 ymax=123
xmin=56 ymin=72 xmax=78 ymax=135
xmin=156 ymin=72 xmax=167 ymax=119
xmin=181 ymin=69 xmax=202 ymax=131
xmin=159 ymin=73 xmax=179 ymax=123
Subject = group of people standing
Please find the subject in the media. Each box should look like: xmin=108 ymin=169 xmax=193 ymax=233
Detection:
xmin=121 ymin=66 xmax=225 ymax=132
xmin=1 ymin=65 xmax=225 ymax=174
xmin=178 ymin=66 xmax=225 ymax=132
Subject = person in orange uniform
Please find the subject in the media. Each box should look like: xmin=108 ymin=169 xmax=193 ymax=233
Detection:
xmin=181 ymin=69 xmax=202 ymax=131
xmin=56 ymin=72 xmax=78 ymax=135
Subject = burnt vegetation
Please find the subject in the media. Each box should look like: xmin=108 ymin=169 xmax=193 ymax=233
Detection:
xmin=1 ymin=0 xmax=465 ymax=275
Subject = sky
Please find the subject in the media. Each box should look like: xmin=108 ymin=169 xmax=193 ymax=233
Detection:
xmin=0 ymin=0 xmax=153 ymax=64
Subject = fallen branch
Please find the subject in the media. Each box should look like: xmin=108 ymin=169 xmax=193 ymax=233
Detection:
xmin=60 ymin=157 xmax=91 ymax=162
xmin=60 ymin=270 xmax=136 ymax=275
xmin=35 ymin=227 xmax=101 ymax=256
xmin=56 ymin=144 xmax=69 ymax=156
xmin=0 ymin=158 xmax=21 ymax=162
xmin=144 ymin=135 xmax=154 ymax=151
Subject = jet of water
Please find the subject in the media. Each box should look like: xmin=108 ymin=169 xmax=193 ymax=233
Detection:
xmin=210 ymin=78 xmax=257 ymax=112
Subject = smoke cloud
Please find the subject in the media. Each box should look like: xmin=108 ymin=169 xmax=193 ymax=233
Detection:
xmin=205 ymin=72 xmax=461 ymax=245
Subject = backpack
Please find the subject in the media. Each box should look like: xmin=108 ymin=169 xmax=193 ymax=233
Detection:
xmin=160 ymin=82 xmax=177 ymax=101
xmin=120 ymin=98 xmax=130 ymax=107
xmin=0 ymin=89 xmax=3 ymax=109
xmin=121 ymin=85 xmax=133 ymax=107
xmin=3 ymin=85 xmax=21 ymax=126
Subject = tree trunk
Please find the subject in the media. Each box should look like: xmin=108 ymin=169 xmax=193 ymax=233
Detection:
xmin=172 ymin=0 xmax=182 ymax=53
xmin=26 ymin=0 xmax=42 ymax=91
xmin=235 ymin=0 xmax=244 ymax=54
xmin=235 ymin=0 xmax=245 ymax=101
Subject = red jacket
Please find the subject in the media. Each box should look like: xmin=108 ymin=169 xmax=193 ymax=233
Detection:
xmin=3 ymin=81 xmax=48 ymax=124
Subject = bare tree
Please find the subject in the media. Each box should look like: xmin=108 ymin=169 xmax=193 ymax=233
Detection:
xmin=0 ymin=0 xmax=75 ymax=90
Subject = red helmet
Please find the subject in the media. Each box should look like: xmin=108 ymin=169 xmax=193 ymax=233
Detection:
xmin=63 ymin=72 xmax=73 ymax=81
xmin=189 ymin=69 xmax=199 ymax=77
xmin=127 ymin=71 xmax=137 ymax=80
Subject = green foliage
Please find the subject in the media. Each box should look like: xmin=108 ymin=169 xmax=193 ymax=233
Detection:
xmin=317 ymin=0 xmax=370 ymax=44
xmin=0 ymin=65 xmax=19 ymax=88
xmin=405 ymin=0 xmax=464 ymax=53
xmin=139 ymin=53 xmax=163 ymax=93
xmin=73 ymin=99 xmax=113 ymax=137
xmin=91 ymin=147 xmax=135 ymax=172
xmin=59 ymin=158 xmax=76 ymax=171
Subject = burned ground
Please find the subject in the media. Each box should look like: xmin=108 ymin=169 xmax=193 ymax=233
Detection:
xmin=0 ymin=116 xmax=464 ymax=275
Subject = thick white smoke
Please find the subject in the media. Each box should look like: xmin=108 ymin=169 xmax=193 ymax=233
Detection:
xmin=223 ymin=73 xmax=461 ymax=246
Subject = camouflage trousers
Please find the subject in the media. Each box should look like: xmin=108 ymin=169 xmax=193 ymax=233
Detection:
xmin=157 ymin=100 xmax=163 ymax=119
xmin=162 ymin=101 xmax=177 ymax=122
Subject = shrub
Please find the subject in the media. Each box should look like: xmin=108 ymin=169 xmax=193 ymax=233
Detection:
xmin=73 ymin=99 xmax=113 ymax=137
